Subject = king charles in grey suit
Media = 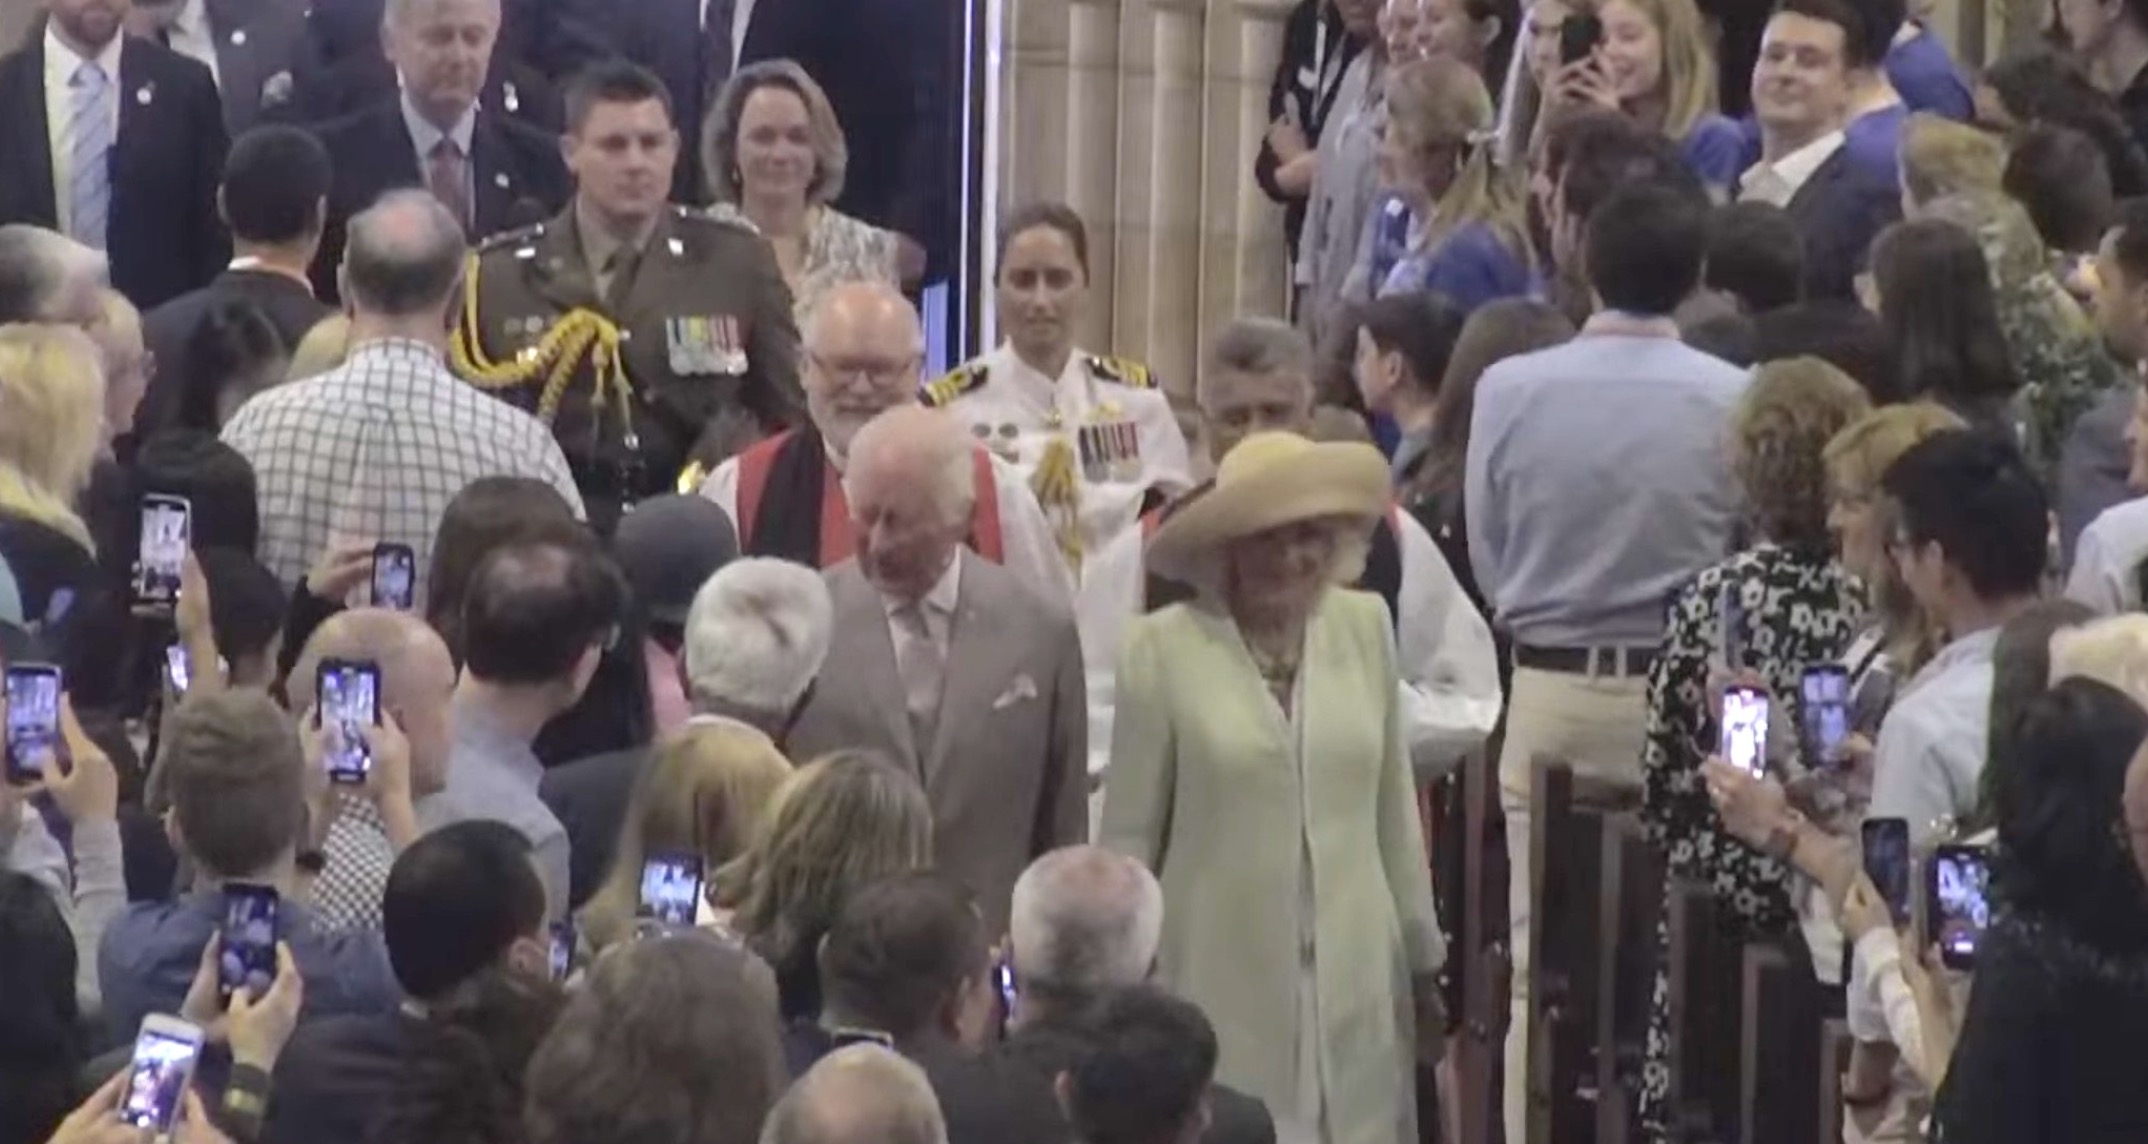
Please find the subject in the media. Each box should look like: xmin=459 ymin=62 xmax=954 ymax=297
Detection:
xmin=785 ymin=404 xmax=1087 ymax=932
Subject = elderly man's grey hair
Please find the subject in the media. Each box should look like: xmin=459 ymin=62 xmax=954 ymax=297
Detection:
xmin=0 ymin=225 xmax=107 ymax=325
xmin=1197 ymin=316 xmax=1314 ymax=408
xmin=383 ymin=0 xmax=501 ymax=29
xmin=1009 ymin=846 xmax=1164 ymax=999
xmin=844 ymin=405 xmax=975 ymax=527
xmin=341 ymin=190 xmax=467 ymax=319
xmin=759 ymin=1044 xmax=949 ymax=1144
xmin=683 ymin=557 xmax=834 ymax=716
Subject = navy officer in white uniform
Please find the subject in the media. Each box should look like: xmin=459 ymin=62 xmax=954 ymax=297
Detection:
xmin=923 ymin=201 xmax=1194 ymax=582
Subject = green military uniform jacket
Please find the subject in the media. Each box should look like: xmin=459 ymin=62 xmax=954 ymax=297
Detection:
xmin=453 ymin=203 xmax=803 ymax=527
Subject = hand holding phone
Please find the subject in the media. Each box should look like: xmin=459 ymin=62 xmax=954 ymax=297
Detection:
xmin=134 ymin=494 xmax=193 ymax=608
xmin=1800 ymin=665 xmax=1851 ymax=767
xmin=1860 ymin=817 xmax=1911 ymax=924
xmin=549 ymin=921 xmax=576 ymax=982
xmin=118 ymin=1014 xmax=205 ymax=1136
xmin=5 ymin=663 xmax=62 ymax=786
xmin=372 ymin=543 xmax=416 ymax=610
xmin=1558 ymin=12 xmax=1602 ymax=64
xmin=1718 ymin=685 xmax=1769 ymax=778
xmin=219 ymin=884 xmax=281 ymax=1003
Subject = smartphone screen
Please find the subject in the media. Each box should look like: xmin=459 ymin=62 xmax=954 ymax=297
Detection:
xmin=372 ymin=543 xmax=416 ymax=611
xmin=1719 ymin=584 xmax=1745 ymax=669
xmin=4 ymin=664 xmax=61 ymax=784
xmin=1860 ymin=817 xmax=1911 ymax=923
xmin=164 ymin=644 xmax=190 ymax=696
xmin=119 ymin=1018 xmax=204 ymax=1133
xmin=135 ymin=494 xmax=192 ymax=606
xmin=637 ymin=853 xmax=705 ymax=927
xmin=1928 ymin=845 xmax=1992 ymax=970
xmin=1718 ymin=686 xmax=1769 ymax=778
xmin=1801 ymin=665 xmax=1851 ymax=766
xmin=318 ymin=659 xmax=380 ymax=784
xmin=219 ymin=884 xmax=279 ymax=1001
xmin=548 ymin=920 xmax=575 ymax=982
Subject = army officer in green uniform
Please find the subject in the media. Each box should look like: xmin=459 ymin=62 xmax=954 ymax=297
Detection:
xmin=452 ymin=60 xmax=801 ymax=533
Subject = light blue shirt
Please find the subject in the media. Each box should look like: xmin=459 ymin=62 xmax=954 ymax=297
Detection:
xmin=1464 ymin=321 xmax=1748 ymax=647
xmin=417 ymin=695 xmax=571 ymax=919
xmin=399 ymin=92 xmax=477 ymax=176
xmin=1869 ymin=627 xmax=1998 ymax=846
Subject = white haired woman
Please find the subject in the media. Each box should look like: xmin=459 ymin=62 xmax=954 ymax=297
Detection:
xmin=1099 ymin=431 xmax=1443 ymax=1144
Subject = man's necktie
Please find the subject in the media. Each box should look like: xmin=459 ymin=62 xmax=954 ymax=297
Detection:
xmin=67 ymin=61 xmax=112 ymax=251
xmin=894 ymin=603 xmax=945 ymax=750
xmin=703 ymin=0 xmax=738 ymax=107
xmin=427 ymin=138 xmax=473 ymax=236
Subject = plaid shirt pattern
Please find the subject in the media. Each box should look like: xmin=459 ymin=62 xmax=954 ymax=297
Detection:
xmin=221 ymin=338 xmax=584 ymax=591
xmin=313 ymin=795 xmax=395 ymax=934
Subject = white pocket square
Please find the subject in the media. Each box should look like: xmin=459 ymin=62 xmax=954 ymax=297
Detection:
xmin=992 ymin=675 xmax=1039 ymax=710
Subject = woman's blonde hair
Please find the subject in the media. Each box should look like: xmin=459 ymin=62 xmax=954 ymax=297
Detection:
xmin=1733 ymin=357 xmax=1872 ymax=552
xmin=1577 ymin=0 xmax=1719 ymax=139
xmin=580 ymin=722 xmax=794 ymax=952
xmin=286 ymin=315 xmax=351 ymax=382
xmin=1384 ymin=55 xmax=1533 ymax=262
xmin=712 ymin=749 xmax=932 ymax=968
xmin=1900 ymin=113 xmax=2005 ymax=211
xmin=0 ymin=324 xmax=105 ymax=549
xmin=703 ymin=60 xmax=850 ymax=206
xmin=1823 ymin=401 xmax=1966 ymax=673
xmin=2051 ymin=615 xmax=2148 ymax=710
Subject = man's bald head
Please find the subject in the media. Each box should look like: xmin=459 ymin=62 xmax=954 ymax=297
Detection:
xmin=802 ymin=281 xmax=926 ymax=455
xmin=0 ymin=225 xmax=107 ymax=327
xmin=760 ymin=1045 xmax=949 ymax=1144
xmin=289 ymin=609 xmax=458 ymax=795
xmin=341 ymin=190 xmax=466 ymax=320
xmin=1010 ymin=846 xmax=1164 ymax=1011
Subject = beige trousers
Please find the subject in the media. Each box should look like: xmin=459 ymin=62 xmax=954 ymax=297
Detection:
xmin=1498 ymin=665 xmax=1650 ymax=1144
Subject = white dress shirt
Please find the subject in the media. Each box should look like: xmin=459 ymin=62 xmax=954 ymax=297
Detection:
xmin=880 ymin=553 xmax=961 ymax=668
xmin=400 ymin=90 xmax=478 ymax=189
xmin=1736 ymin=129 xmax=1845 ymax=208
xmin=162 ymin=0 xmax=220 ymax=87
xmin=699 ymin=0 xmax=757 ymax=72
xmin=43 ymin=25 xmax=124 ymax=239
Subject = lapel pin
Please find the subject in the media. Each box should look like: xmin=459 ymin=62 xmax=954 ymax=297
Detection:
xmin=136 ymin=83 xmax=153 ymax=106
xmin=504 ymin=82 xmax=521 ymax=114
xmin=494 ymin=172 xmax=510 ymax=189
xmin=230 ymin=29 xmax=247 ymax=46
xmin=667 ymin=237 xmax=684 ymax=256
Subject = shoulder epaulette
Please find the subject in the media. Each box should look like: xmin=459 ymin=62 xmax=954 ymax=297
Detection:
xmin=1086 ymin=354 xmax=1155 ymax=389
xmin=921 ymin=362 xmax=989 ymax=407
xmin=476 ymin=221 xmax=545 ymax=255
xmin=689 ymin=204 xmax=763 ymax=236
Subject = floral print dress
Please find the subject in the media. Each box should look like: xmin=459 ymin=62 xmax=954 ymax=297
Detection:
xmin=1634 ymin=544 xmax=1867 ymax=1139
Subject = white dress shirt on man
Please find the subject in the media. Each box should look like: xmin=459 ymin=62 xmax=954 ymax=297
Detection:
xmin=42 ymin=24 xmax=123 ymax=240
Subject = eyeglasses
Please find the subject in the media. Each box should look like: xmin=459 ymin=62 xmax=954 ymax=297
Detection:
xmin=807 ymin=352 xmax=920 ymax=390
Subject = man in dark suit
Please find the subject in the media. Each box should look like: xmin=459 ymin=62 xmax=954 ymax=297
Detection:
xmin=996 ymin=847 xmax=1276 ymax=1144
xmin=0 ymin=0 xmax=229 ymax=310
xmin=278 ymin=0 xmax=568 ymax=130
xmin=308 ymin=0 xmax=569 ymax=300
xmin=1737 ymin=0 xmax=1898 ymax=301
xmin=140 ymin=125 xmax=334 ymax=440
xmin=128 ymin=0 xmax=311 ymax=132
xmin=553 ymin=0 xmax=941 ymax=244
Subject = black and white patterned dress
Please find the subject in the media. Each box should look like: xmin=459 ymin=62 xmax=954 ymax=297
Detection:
xmin=1634 ymin=544 xmax=1866 ymax=1138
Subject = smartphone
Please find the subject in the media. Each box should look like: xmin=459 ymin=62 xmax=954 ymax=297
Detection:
xmin=4 ymin=663 xmax=61 ymax=784
xmin=636 ymin=852 xmax=705 ymax=928
xmin=164 ymin=644 xmax=190 ymax=696
xmin=134 ymin=494 xmax=192 ymax=607
xmin=1718 ymin=584 xmax=1745 ymax=670
xmin=317 ymin=658 xmax=380 ymax=785
xmin=1559 ymin=13 xmax=1603 ymax=65
xmin=1860 ymin=817 xmax=1911 ymax=924
xmin=1718 ymin=685 xmax=1769 ymax=778
xmin=218 ymin=883 xmax=279 ymax=1001
xmin=372 ymin=543 xmax=416 ymax=611
xmin=1800 ymin=665 xmax=1851 ymax=766
xmin=1849 ymin=663 xmax=1898 ymax=736
xmin=1927 ymin=845 xmax=1991 ymax=971
xmin=994 ymin=957 xmax=1018 ymax=1037
xmin=548 ymin=920 xmax=575 ymax=982
xmin=118 ymin=1014 xmax=205 ymax=1135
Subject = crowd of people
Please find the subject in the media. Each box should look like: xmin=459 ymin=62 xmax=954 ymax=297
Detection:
xmin=7 ymin=0 xmax=2148 ymax=1141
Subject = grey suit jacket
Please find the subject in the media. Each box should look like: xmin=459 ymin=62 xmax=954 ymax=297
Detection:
xmin=788 ymin=552 xmax=1087 ymax=932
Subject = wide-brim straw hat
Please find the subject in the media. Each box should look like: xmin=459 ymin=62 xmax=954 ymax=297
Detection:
xmin=1146 ymin=431 xmax=1389 ymax=591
